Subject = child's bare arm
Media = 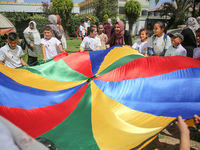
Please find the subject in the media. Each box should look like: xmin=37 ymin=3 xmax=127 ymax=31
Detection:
xmin=20 ymin=57 xmax=27 ymax=67
xmin=176 ymin=116 xmax=190 ymax=150
xmin=41 ymin=44 xmax=46 ymax=62
xmin=58 ymin=44 xmax=64 ymax=52
xmin=0 ymin=61 xmax=3 ymax=65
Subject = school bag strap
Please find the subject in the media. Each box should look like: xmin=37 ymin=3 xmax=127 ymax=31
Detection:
xmin=101 ymin=34 xmax=105 ymax=42
xmin=152 ymin=34 xmax=167 ymax=56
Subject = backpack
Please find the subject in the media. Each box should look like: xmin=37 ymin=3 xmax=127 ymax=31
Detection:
xmin=21 ymin=36 xmax=27 ymax=50
xmin=152 ymin=34 xmax=167 ymax=56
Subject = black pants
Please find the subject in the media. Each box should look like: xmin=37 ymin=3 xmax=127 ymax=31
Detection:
xmin=27 ymin=56 xmax=38 ymax=66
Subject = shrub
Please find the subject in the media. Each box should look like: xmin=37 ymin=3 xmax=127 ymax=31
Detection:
xmin=67 ymin=15 xmax=85 ymax=37
xmin=41 ymin=1 xmax=54 ymax=18
xmin=3 ymin=12 xmax=30 ymax=26
xmin=67 ymin=15 xmax=99 ymax=37
xmin=0 ymin=34 xmax=7 ymax=48
xmin=103 ymin=14 xmax=108 ymax=24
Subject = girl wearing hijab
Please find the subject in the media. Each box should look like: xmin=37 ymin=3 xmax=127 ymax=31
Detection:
xmin=181 ymin=17 xmax=199 ymax=57
xmin=106 ymin=21 xmax=132 ymax=47
xmin=23 ymin=21 xmax=41 ymax=66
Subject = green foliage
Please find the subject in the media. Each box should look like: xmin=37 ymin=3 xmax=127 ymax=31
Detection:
xmin=67 ymin=15 xmax=99 ymax=37
xmin=161 ymin=1 xmax=192 ymax=29
xmin=31 ymin=14 xmax=48 ymax=37
xmin=94 ymin=0 xmax=117 ymax=22
xmin=41 ymin=1 xmax=54 ymax=17
xmin=89 ymin=15 xmax=99 ymax=26
xmin=124 ymin=0 xmax=141 ymax=19
xmin=67 ymin=15 xmax=85 ymax=37
xmin=3 ymin=12 xmax=30 ymax=25
xmin=52 ymin=0 xmax=74 ymax=30
xmin=0 ymin=34 xmax=7 ymax=48
xmin=103 ymin=14 xmax=109 ymax=24
xmin=124 ymin=0 xmax=141 ymax=35
xmin=193 ymin=9 xmax=199 ymax=18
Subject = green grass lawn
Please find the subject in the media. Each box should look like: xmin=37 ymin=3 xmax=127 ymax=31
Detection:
xmin=66 ymin=38 xmax=82 ymax=54
xmin=22 ymin=37 xmax=137 ymax=62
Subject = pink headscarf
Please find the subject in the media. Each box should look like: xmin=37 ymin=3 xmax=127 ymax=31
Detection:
xmin=107 ymin=21 xmax=125 ymax=45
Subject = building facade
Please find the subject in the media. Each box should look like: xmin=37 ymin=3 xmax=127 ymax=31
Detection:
xmin=78 ymin=0 xmax=152 ymax=35
xmin=0 ymin=1 xmax=80 ymax=14
xmin=79 ymin=0 xmax=94 ymax=16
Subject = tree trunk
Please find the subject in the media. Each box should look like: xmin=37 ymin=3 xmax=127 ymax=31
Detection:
xmin=129 ymin=21 xmax=133 ymax=36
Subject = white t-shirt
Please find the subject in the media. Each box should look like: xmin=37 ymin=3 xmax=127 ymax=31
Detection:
xmin=79 ymin=25 xmax=85 ymax=36
xmin=193 ymin=47 xmax=200 ymax=59
xmin=80 ymin=36 xmax=101 ymax=51
xmin=149 ymin=34 xmax=171 ymax=56
xmin=165 ymin=44 xmax=187 ymax=56
xmin=84 ymin=21 xmax=90 ymax=30
xmin=132 ymin=41 xmax=149 ymax=55
xmin=40 ymin=37 xmax=61 ymax=60
xmin=0 ymin=44 xmax=24 ymax=68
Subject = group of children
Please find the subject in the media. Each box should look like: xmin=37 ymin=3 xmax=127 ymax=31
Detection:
xmin=1 ymin=20 xmax=200 ymax=69
xmin=0 ymin=26 xmax=64 ymax=68
xmin=133 ymin=20 xmax=200 ymax=59
xmin=78 ymin=20 xmax=193 ymax=59
xmin=79 ymin=22 xmax=109 ymax=51
xmin=133 ymin=21 xmax=188 ymax=57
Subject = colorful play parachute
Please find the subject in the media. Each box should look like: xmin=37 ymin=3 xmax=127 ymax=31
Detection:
xmin=0 ymin=45 xmax=200 ymax=150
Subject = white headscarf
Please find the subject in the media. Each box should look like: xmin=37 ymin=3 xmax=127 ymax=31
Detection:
xmin=23 ymin=21 xmax=41 ymax=45
xmin=107 ymin=18 xmax=112 ymax=25
xmin=186 ymin=17 xmax=199 ymax=36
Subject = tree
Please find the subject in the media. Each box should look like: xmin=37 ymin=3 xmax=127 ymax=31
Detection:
xmin=156 ymin=0 xmax=199 ymax=17
xmin=160 ymin=0 xmax=193 ymax=29
xmin=124 ymin=0 xmax=141 ymax=35
xmin=93 ymin=0 xmax=117 ymax=22
xmin=41 ymin=1 xmax=53 ymax=17
xmin=52 ymin=0 xmax=74 ymax=30
xmin=3 ymin=12 xmax=30 ymax=25
xmin=103 ymin=14 xmax=109 ymax=24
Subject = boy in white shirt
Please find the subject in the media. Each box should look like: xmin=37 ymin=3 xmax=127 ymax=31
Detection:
xmin=79 ymin=20 xmax=86 ymax=40
xmin=132 ymin=28 xmax=149 ymax=55
xmin=0 ymin=32 xmax=27 ymax=68
xmin=165 ymin=33 xmax=187 ymax=56
xmin=41 ymin=26 xmax=64 ymax=62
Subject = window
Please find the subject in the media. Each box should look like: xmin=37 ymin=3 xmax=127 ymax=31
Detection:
xmin=155 ymin=12 xmax=160 ymax=17
xmin=148 ymin=12 xmax=154 ymax=16
xmin=141 ymin=10 xmax=148 ymax=16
